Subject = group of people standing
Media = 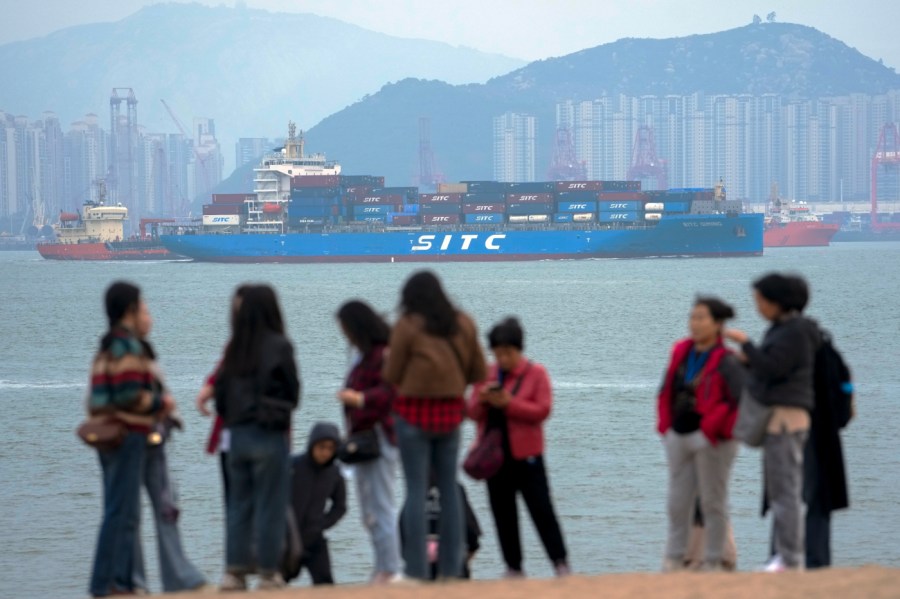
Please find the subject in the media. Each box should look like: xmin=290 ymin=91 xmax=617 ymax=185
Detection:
xmin=81 ymin=269 xmax=850 ymax=596
xmin=83 ymin=271 xmax=569 ymax=596
xmin=658 ymin=273 xmax=851 ymax=574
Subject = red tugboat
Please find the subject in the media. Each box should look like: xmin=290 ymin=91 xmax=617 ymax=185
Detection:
xmin=37 ymin=184 xmax=179 ymax=261
xmin=763 ymin=185 xmax=838 ymax=248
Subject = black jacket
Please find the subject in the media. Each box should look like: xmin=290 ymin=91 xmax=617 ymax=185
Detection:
xmin=290 ymin=422 xmax=347 ymax=548
xmin=215 ymin=332 xmax=301 ymax=428
xmin=742 ymin=314 xmax=820 ymax=411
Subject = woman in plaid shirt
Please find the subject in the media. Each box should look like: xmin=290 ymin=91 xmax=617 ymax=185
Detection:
xmin=383 ymin=271 xmax=486 ymax=580
xmin=336 ymin=301 xmax=402 ymax=584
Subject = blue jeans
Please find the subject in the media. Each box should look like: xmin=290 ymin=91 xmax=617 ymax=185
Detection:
xmin=354 ymin=426 xmax=401 ymax=576
xmin=396 ymin=416 xmax=463 ymax=579
xmin=133 ymin=442 xmax=206 ymax=592
xmin=89 ymin=432 xmax=146 ymax=597
xmin=226 ymin=424 xmax=289 ymax=575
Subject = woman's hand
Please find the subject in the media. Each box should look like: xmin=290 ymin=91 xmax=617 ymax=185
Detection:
xmin=195 ymin=383 xmax=214 ymax=417
xmin=487 ymin=389 xmax=512 ymax=409
xmin=724 ymin=328 xmax=749 ymax=345
xmin=337 ymin=389 xmax=364 ymax=408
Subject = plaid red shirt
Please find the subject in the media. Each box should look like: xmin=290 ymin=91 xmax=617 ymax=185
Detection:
xmin=345 ymin=345 xmax=397 ymax=445
xmin=393 ymin=395 xmax=465 ymax=434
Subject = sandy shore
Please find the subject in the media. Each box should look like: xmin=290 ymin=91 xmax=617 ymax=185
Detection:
xmin=173 ymin=566 xmax=900 ymax=598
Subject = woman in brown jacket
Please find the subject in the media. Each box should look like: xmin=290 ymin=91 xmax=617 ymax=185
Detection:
xmin=383 ymin=271 xmax=486 ymax=580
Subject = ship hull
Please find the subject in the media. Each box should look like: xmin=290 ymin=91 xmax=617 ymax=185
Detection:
xmin=763 ymin=221 xmax=839 ymax=247
xmin=37 ymin=241 xmax=177 ymax=261
xmin=161 ymin=214 xmax=763 ymax=263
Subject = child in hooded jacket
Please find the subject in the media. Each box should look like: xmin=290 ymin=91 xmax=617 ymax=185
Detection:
xmin=286 ymin=422 xmax=347 ymax=585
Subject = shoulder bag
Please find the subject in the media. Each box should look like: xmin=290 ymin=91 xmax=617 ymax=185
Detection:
xmin=463 ymin=364 xmax=530 ymax=481
xmin=77 ymin=353 xmax=127 ymax=451
xmin=732 ymin=387 xmax=772 ymax=448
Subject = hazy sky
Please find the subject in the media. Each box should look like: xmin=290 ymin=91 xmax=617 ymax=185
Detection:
xmin=2 ymin=0 xmax=898 ymax=69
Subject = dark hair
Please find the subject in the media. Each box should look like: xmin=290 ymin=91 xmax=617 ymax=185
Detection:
xmin=753 ymin=273 xmax=809 ymax=313
xmin=101 ymin=281 xmax=141 ymax=350
xmin=488 ymin=317 xmax=525 ymax=350
xmin=693 ymin=297 xmax=736 ymax=323
xmin=337 ymin=300 xmax=390 ymax=353
xmin=400 ymin=270 xmax=458 ymax=337
xmin=222 ymin=284 xmax=285 ymax=375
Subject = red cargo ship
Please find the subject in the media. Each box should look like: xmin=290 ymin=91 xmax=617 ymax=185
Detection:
xmin=763 ymin=197 xmax=838 ymax=248
xmin=37 ymin=190 xmax=179 ymax=261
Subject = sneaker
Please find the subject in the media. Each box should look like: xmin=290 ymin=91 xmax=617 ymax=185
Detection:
xmin=504 ymin=568 xmax=526 ymax=579
xmin=762 ymin=555 xmax=786 ymax=573
xmin=662 ymin=558 xmax=687 ymax=573
xmin=219 ymin=572 xmax=247 ymax=592
xmin=554 ymin=562 xmax=572 ymax=577
xmin=257 ymin=572 xmax=286 ymax=590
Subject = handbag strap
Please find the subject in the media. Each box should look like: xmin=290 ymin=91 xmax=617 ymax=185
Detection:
xmin=446 ymin=336 xmax=470 ymax=382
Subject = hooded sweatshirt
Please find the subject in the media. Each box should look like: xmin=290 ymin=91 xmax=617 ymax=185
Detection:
xmin=290 ymin=422 xmax=347 ymax=547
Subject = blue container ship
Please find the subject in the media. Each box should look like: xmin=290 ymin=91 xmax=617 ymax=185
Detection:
xmin=161 ymin=124 xmax=763 ymax=263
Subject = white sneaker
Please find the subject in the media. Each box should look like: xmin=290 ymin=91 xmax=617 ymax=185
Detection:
xmin=257 ymin=572 xmax=286 ymax=590
xmin=219 ymin=572 xmax=247 ymax=592
xmin=762 ymin=555 xmax=786 ymax=573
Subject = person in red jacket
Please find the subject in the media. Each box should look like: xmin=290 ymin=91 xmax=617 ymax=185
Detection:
xmin=658 ymin=297 xmax=745 ymax=572
xmin=467 ymin=317 xmax=569 ymax=578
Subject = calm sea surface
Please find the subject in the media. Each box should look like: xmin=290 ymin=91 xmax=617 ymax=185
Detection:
xmin=1 ymin=244 xmax=899 ymax=597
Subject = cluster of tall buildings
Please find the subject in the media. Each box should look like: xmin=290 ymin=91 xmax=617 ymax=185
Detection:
xmin=494 ymin=90 xmax=900 ymax=203
xmin=0 ymin=101 xmax=227 ymax=234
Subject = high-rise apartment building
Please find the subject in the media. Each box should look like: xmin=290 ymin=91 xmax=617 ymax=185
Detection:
xmin=493 ymin=112 xmax=536 ymax=182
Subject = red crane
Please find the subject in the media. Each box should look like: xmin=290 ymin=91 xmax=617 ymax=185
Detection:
xmin=871 ymin=122 xmax=900 ymax=231
xmin=546 ymin=126 xmax=586 ymax=181
xmin=627 ymin=126 xmax=667 ymax=191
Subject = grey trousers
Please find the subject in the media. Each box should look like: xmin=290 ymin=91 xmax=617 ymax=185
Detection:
xmin=764 ymin=430 xmax=807 ymax=568
xmin=354 ymin=427 xmax=402 ymax=576
xmin=664 ymin=430 xmax=738 ymax=564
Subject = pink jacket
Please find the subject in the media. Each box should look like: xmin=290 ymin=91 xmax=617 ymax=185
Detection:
xmin=467 ymin=359 xmax=553 ymax=460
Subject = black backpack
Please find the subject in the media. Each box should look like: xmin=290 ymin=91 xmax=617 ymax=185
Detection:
xmin=813 ymin=330 xmax=853 ymax=429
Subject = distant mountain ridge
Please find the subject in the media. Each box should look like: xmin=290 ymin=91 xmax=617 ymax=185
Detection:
xmin=0 ymin=2 xmax=524 ymax=164
xmin=275 ymin=22 xmax=900 ymax=188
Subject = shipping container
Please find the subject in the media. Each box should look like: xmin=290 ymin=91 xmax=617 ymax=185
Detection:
xmin=288 ymin=217 xmax=330 ymax=227
xmin=506 ymin=193 xmax=555 ymax=203
xmin=463 ymin=192 xmax=507 ymax=203
xmin=340 ymin=175 xmax=384 ymax=187
xmin=212 ymin=193 xmax=252 ymax=205
xmin=528 ymin=214 xmax=550 ymax=223
xmin=601 ymin=180 xmax=641 ymax=191
xmin=597 ymin=192 xmax=644 ymax=201
xmin=573 ymin=213 xmax=595 ymax=222
xmin=437 ymin=183 xmax=468 ymax=194
xmin=557 ymin=200 xmax=597 ymax=212
xmin=462 ymin=181 xmax=509 ymax=193
xmin=351 ymin=215 xmax=387 ymax=224
xmin=203 ymin=204 xmax=243 ymax=216
xmin=288 ymin=197 xmax=341 ymax=207
xmin=342 ymin=186 xmax=372 ymax=196
xmin=419 ymin=193 xmax=463 ymax=204
xmin=386 ymin=214 xmax=418 ymax=226
xmin=663 ymin=202 xmax=689 ymax=212
xmin=291 ymin=187 xmax=340 ymax=198
xmin=508 ymin=215 xmax=529 ymax=224
xmin=352 ymin=204 xmax=394 ymax=216
xmin=291 ymin=175 xmax=340 ymax=189
xmin=599 ymin=211 xmax=638 ymax=222
xmin=643 ymin=203 xmax=665 ymax=211
xmin=555 ymin=191 xmax=600 ymax=202
xmin=555 ymin=181 xmax=604 ymax=192
xmin=506 ymin=202 xmax=554 ymax=215
xmin=645 ymin=213 xmax=663 ymax=221
xmin=599 ymin=201 xmax=641 ymax=211
xmin=464 ymin=213 xmax=505 ymax=224
xmin=422 ymin=214 xmax=461 ymax=225
xmin=420 ymin=203 xmax=463 ymax=215
xmin=358 ymin=194 xmax=403 ymax=205
xmin=202 ymin=215 xmax=241 ymax=226
xmin=553 ymin=213 xmax=574 ymax=223
xmin=507 ymin=182 xmax=556 ymax=193
xmin=287 ymin=205 xmax=334 ymax=218
xmin=371 ymin=187 xmax=418 ymax=198
xmin=401 ymin=204 xmax=420 ymax=214
xmin=462 ymin=203 xmax=505 ymax=214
